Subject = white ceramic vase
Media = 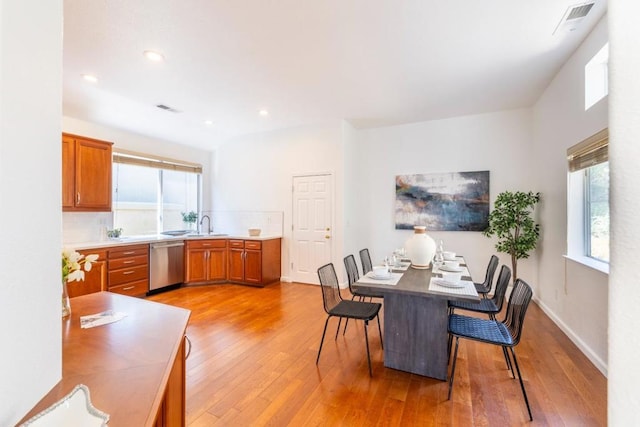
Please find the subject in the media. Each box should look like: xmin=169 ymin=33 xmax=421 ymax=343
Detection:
xmin=405 ymin=225 xmax=436 ymax=269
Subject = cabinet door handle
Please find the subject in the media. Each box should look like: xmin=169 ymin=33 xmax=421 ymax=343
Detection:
xmin=76 ymin=192 xmax=80 ymax=204
xmin=122 ymin=286 xmax=135 ymax=291
xmin=123 ymin=270 xmax=135 ymax=275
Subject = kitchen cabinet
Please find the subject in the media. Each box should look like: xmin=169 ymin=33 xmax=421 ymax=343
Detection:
xmin=66 ymin=248 xmax=108 ymax=298
xmin=228 ymin=238 xmax=281 ymax=287
xmin=62 ymin=133 xmax=113 ymax=212
xmin=108 ymin=244 xmax=149 ymax=297
xmin=184 ymin=239 xmax=227 ymax=284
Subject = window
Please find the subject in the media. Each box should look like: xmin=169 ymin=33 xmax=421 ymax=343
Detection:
xmin=585 ymin=43 xmax=609 ymax=110
xmin=113 ymin=150 xmax=202 ymax=236
xmin=567 ymin=128 xmax=609 ymax=269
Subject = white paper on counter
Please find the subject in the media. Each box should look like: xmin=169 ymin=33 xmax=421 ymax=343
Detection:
xmin=80 ymin=310 xmax=127 ymax=329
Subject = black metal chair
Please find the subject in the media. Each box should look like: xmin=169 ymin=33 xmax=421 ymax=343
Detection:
xmin=344 ymin=254 xmax=384 ymax=301
xmin=316 ymin=263 xmax=383 ymax=376
xmin=474 ymin=255 xmax=499 ymax=297
xmin=343 ymin=254 xmax=384 ymax=335
xmin=448 ymin=278 xmax=534 ymax=421
xmin=449 ymin=264 xmax=511 ymax=320
xmin=359 ymin=248 xmax=373 ymax=275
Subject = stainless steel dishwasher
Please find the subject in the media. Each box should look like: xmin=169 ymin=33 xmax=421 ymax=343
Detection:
xmin=149 ymin=240 xmax=185 ymax=292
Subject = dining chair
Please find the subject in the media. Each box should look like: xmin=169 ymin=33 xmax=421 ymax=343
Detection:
xmin=449 ymin=264 xmax=511 ymax=320
xmin=359 ymin=248 xmax=373 ymax=275
xmin=343 ymin=255 xmax=384 ymax=335
xmin=448 ymin=278 xmax=534 ymax=421
xmin=316 ymin=263 xmax=383 ymax=376
xmin=474 ymin=254 xmax=499 ymax=297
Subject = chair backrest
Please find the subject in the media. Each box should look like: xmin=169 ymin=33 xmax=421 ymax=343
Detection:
xmin=480 ymin=255 xmax=499 ymax=291
xmin=501 ymin=279 xmax=533 ymax=346
xmin=359 ymin=248 xmax=373 ymax=275
xmin=343 ymin=254 xmax=360 ymax=292
xmin=317 ymin=263 xmax=343 ymax=313
xmin=490 ymin=265 xmax=512 ymax=311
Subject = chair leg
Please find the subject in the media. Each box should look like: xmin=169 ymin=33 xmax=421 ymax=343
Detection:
xmin=316 ymin=316 xmax=331 ymax=365
xmin=342 ymin=318 xmax=349 ymax=336
xmin=447 ymin=337 xmax=460 ymax=400
xmin=510 ymin=347 xmax=533 ymax=421
xmin=364 ymin=319 xmax=373 ymax=377
xmin=376 ymin=314 xmax=383 ymax=349
xmin=447 ymin=333 xmax=453 ymax=363
xmin=335 ymin=318 xmax=343 ymax=340
xmin=502 ymin=346 xmax=514 ymax=378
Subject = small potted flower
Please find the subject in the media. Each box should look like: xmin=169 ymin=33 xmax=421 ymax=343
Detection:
xmin=62 ymin=249 xmax=99 ymax=317
xmin=181 ymin=211 xmax=198 ymax=230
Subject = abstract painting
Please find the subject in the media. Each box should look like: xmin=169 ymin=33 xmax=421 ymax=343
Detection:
xmin=395 ymin=171 xmax=490 ymax=231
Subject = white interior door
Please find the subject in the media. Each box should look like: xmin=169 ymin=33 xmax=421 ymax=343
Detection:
xmin=291 ymin=174 xmax=333 ymax=284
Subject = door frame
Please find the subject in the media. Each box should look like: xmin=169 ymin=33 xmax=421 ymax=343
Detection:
xmin=290 ymin=172 xmax=335 ymax=285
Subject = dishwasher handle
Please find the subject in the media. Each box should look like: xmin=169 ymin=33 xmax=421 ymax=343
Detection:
xmin=151 ymin=242 xmax=185 ymax=249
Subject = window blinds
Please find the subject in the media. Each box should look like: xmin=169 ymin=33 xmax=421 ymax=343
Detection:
xmin=112 ymin=149 xmax=202 ymax=174
xmin=567 ymin=128 xmax=608 ymax=172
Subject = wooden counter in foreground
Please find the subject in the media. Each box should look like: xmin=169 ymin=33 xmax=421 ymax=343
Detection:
xmin=19 ymin=292 xmax=190 ymax=426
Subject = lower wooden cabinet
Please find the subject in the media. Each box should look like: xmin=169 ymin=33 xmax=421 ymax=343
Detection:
xmin=108 ymin=244 xmax=149 ymax=297
xmin=228 ymin=239 xmax=281 ymax=287
xmin=67 ymin=249 xmax=108 ymax=298
xmin=184 ymin=239 xmax=227 ymax=284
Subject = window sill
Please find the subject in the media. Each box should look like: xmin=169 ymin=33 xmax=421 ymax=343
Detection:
xmin=563 ymin=254 xmax=609 ymax=275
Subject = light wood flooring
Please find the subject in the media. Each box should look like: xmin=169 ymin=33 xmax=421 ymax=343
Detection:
xmin=147 ymin=282 xmax=606 ymax=426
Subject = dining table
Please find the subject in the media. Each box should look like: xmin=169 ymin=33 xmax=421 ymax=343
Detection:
xmin=354 ymin=257 xmax=479 ymax=380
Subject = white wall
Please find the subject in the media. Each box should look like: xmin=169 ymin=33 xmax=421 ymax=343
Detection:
xmin=353 ymin=109 xmax=536 ymax=283
xmin=608 ymin=0 xmax=640 ymax=423
xmin=213 ymin=121 xmax=344 ymax=281
xmin=62 ymin=116 xmax=214 ymax=242
xmin=0 ymin=1 xmax=63 ymax=425
xmin=532 ymin=16 xmax=608 ymax=374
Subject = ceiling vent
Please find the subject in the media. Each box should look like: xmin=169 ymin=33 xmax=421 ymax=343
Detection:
xmin=553 ymin=2 xmax=595 ymax=35
xmin=156 ymin=104 xmax=182 ymax=113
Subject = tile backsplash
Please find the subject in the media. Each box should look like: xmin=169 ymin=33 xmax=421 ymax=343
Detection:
xmin=63 ymin=212 xmax=113 ymax=244
xmin=207 ymin=211 xmax=283 ymax=236
xmin=62 ymin=210 xmax=283 ymax=244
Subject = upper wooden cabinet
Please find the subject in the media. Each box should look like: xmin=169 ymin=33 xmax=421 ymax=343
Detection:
xmin=62 ymin=133 xmax=113 ymax=212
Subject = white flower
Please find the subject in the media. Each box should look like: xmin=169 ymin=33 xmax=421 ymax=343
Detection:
xmin=62 ymin=249 xmax=99 ymax=283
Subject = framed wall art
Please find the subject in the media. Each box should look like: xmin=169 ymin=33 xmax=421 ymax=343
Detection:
xmin=395 ymin=170 xmax=490 ymax=231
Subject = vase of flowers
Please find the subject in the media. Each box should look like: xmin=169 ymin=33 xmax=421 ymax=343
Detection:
xmin=61 ymin=249 xmax=99 ymax=317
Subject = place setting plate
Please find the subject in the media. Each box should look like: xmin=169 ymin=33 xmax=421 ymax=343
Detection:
xmin=432 ymin=279 xmax=466 ymax=288
xmin=367 ymin=272 xmax=392 ymax=280
xmin=439 ymin=265 xmax=464 ymax=272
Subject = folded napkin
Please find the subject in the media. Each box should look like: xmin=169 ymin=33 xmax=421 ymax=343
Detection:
xmin=80 ymin=310 xmax=127 ymax=329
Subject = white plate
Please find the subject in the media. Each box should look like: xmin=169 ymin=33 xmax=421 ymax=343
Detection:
xmin=21 ymin=384 xmax=109 ymax=426
xmin=434 ymin=279 xmax=465 ymax=288
xmin=367 ymin=272 xmax=391 ymax=280
xmin=439 ymin=265 xmax=463 ymax=272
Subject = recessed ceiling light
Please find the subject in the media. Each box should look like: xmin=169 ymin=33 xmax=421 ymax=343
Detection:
xmin=144 ymin=50 xmax=165 ymax=62
xmin=82 ymin=74 xmax=98 ymax=83
xmin=204 ymin=120 xmax=214 ymax=126
xmin=259 ymin=109 xmax=269 ymax=116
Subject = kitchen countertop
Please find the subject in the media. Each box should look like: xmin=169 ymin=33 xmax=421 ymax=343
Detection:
xmin=65 ymin=233 xmax=282 ymax=251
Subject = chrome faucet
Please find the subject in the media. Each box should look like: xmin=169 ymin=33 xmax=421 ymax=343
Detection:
xmin=199 ymin=215 xmax=211 ymax=234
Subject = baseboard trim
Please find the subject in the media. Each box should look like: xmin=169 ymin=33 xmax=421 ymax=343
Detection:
xmin=535 ymin=297 xmax=608 ymax=377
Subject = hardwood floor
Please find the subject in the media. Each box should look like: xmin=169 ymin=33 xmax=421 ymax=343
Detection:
xmin=147 ymin=282 xmax=606 ymax=426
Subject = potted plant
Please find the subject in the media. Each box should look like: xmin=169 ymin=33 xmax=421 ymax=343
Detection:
xmin=181 ymin=211 xmax=198 ymax=230
xmin=483 ymin=191 xmax=540 ymax=282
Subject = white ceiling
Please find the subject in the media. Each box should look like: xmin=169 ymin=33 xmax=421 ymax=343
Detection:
xmin=63 ymin=0 xmax=607 ymax=151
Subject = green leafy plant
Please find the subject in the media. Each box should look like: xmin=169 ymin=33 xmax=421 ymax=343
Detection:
xmin=181 ymin=211 xmax=198 ymax=223
xmin=483 ymin=191 xmax=541 ymax=282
